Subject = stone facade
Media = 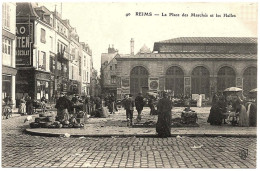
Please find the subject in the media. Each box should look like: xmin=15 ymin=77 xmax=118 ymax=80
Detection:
xmin=116 ymin=37 xmax=257 ymax=100
xmin=2 ymin=2 xmax=16 ymax=107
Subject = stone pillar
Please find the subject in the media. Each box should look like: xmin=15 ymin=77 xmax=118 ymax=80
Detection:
xmin=236 ymin=77 xmax=243 ymax=89
xmin=184 ymin=76 xmax=191 ymax=97
xmin=159 ymin=77 xmax=165 ymax=91
xmin=209 ymin=76 xmax=217 ymax=101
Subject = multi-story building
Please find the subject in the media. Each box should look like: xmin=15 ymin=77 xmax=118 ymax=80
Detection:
xmin=80 ymin=42 xmax=92 ymax=96
xmin=15 ymin=2 xmax=94 ymax=101
xmin=16 ymin=2 xmax=55 ymax=101
xmin=116 ymin=37 xmax=257 ymax=100
xmin=2 ymin=2 xmax=16 ymax=106
xmin=90 ymin=69 xmax=101 ymax=97
xmin=68 ymin=27 xmax=81 ymax=95
xmin=53 ymin=13 xmax=70 ymax=96
xmin=100 ymin=45 xmax=119 ymax=95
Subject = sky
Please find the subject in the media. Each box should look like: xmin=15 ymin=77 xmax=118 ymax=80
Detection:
xmin=34 ymin=1 xmax=257 ymax=74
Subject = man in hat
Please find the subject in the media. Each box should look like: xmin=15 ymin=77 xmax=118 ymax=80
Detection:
xmin=135 ymin=93 xmax=145 ymax=121
xmin=124 ymin=94 xmax=135 ymax=126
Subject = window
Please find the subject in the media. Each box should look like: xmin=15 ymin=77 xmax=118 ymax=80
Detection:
xmin=83 ymin=71 xmax=86 ymax=81
xmin=84 ymin=56 xmax=86 ymax=67
xmin=57 ymin=42 xmax=60 ymax=53
xmin=79 ymin=56 xmax=82 ymax=76
xmin=115 ymin=64 xmax=117 ymax=69
xmin=41 ymin=28 xmax=46 ymax=43
xmin=39 ymin=51 xmax=46 ymax=70
xmin=87 ymin=72 xmax=89 ymax=82
xmin=2 ymin=38 xmax=11 ymax=55
xmin=111 ymin=76 xmax=116 ymax=84
xmin=110 ymin=66 xmax=112 ymax=70
xmin=50 ymin=36 xmax=53 ymax=51
xmin=2 ymin=3 xmax=10 ymax=29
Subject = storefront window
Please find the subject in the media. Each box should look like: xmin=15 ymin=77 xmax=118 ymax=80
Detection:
xmin=36 ymin=80 xmax=50 ymax=100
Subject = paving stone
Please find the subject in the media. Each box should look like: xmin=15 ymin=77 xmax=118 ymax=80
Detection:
xmin=1 ymin=109 xmax=257 ymax=168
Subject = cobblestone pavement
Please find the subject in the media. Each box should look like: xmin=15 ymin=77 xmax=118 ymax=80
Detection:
xmin=2 ymin=111 xmax=257 ymax=168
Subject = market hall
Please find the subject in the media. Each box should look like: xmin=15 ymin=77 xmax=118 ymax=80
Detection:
xmin=115 ymin=37 xmax=257 ymax=101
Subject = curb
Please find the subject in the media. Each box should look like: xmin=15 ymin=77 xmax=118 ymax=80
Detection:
xmin=25 ymin=129 xmax=257 ymax=138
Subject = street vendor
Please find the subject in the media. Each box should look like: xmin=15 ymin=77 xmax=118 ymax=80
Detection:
xmin=55 ymin=92 xmax=71 ymax=122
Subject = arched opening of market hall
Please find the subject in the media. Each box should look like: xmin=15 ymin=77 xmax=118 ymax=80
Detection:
xmin=130 ymin=66 xmax=149 ymax=97
xmin=165 ymin=66 xmax=184 ymax=97
xmin=217 ymin=66 xmax=236 ymax=92
xmin=191 ymin=66 xmax=210 ymax=97
xmin=243 ymin=66 xmax=257 ymax=95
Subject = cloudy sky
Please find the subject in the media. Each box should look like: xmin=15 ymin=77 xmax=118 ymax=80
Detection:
xmin=36 ymin=1 xmax=258 ymax=74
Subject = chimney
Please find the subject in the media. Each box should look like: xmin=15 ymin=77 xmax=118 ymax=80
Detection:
xmin=130 ymin=38 xmax=134 ymax=55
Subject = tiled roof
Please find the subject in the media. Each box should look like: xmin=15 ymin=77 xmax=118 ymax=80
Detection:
xmin=156 ymin=37 xmax=257 ymax=44
xmin=16 ymin=2 xmax=39 ymax=17
xmin=101 ymin=52 xmax=118 ymax=65
xmin=118 ymin=53 xmax=257 ymax=59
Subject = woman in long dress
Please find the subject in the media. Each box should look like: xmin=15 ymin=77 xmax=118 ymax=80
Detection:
xmin=19 ymin=97 xmax=26 ymax=115
xmin=237 ymin=103 xmax=249 ymax=127
xmin=156 ymin=92 xmax=172 ymax=138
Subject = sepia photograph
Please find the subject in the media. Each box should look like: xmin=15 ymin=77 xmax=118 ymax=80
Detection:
xmin=1 ymin=0 xmax=258 ymax=168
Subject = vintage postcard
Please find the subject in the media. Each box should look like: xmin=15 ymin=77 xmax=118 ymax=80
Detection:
xmin=1 ymin=0 xmax=258 ymax=168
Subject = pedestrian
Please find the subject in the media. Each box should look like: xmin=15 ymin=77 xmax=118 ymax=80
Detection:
xmin=247 ymin=99 xmax=257 ymax=127
xmin=84 ymin=95 xmax=90 ymax=114
xmin=207 ymin=98 xmax=225 ymax=125
xmin=148 ymin=95 xmax=156 ymax=115
xmin=109 ymin=94 xmax=116 ymax=114
xmin=26 ymin=96 xmax=34 ymax=115
xmin=90 ymin=96 xmax=95 ymax=113
xmin=135 ymin=93 xmax=145 ymax=121
xmin=40 ymin=96 xmax=47 ymax=113
xmin=236 ymin=99 xmax=249 ymax=127
xmin=55 ymin=92 xmax=71 ymax=122
xmin=124 ymin=94 xmax=135 ymax=126
xmin=19 ymin=96 xmax=26 ymax=115
xmin=156 ymin=91 xmax=172 ymax=138
xmin=121 ymin=95 xmax=128 ymax=120
xmin=95 ymin=96 xmax=102 ymax=110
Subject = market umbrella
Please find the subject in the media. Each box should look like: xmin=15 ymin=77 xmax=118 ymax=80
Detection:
xmin=147 ymin=92 xmax=158 ymax=98
xmin=224 ymin=87 xmax=243 ymax=92
xmin=249 ymin=88 xmax=257 ymax=93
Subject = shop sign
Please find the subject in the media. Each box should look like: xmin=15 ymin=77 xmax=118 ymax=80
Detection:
xmin=16 ymin=23 xmax=34 ymax=66
xmin=36 ymin=72 xmax=50 ymax=81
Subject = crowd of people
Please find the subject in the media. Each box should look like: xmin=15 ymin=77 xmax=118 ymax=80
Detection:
xmin=55 ymin=93 xmax=103 ymax=122
xmin=120 ymin=92 xmax=173 ymax=138
xmin=207 ymin=92 xmax=257 ymax=127
xmin=104 ymin=94 xmax=117 ymax=114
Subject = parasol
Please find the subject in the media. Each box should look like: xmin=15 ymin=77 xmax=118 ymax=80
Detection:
xmin=147 ymin=92 xmax=158 ymax=98
xmin=249 ymin=88 xmax=257 ymax=93
xmin=224 ymin=87 xmax=243 ymax=92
